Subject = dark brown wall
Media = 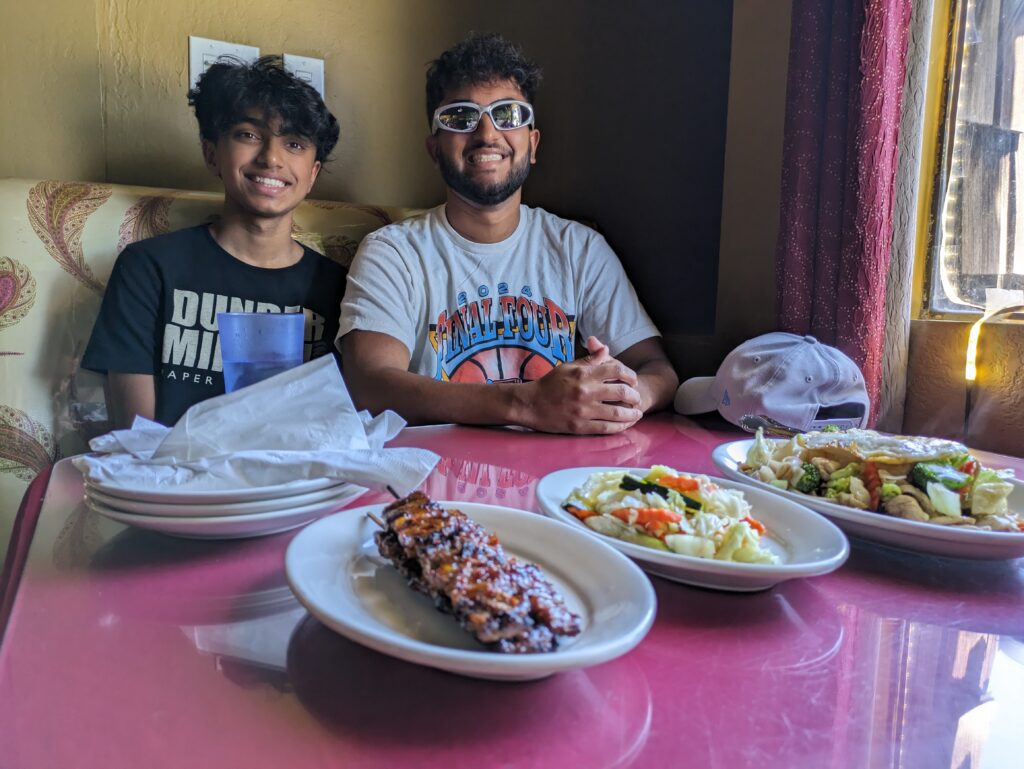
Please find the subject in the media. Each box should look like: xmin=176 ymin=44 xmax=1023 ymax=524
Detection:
xmin=445 ymin=1 xmax=735 ymax=345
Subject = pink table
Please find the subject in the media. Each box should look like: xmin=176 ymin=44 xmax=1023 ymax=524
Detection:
xmin=2 ymin=414 xmax=1023 ymax=769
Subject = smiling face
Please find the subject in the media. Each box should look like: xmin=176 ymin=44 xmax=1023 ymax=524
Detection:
xmin=426 ymin=80 xmax=540 ymax=208
xmin=203 ymin=110 xmax=321 ymax=221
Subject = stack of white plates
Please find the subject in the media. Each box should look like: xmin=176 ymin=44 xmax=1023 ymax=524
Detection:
xmin=83 ymin=477 xmax=366 ymax=539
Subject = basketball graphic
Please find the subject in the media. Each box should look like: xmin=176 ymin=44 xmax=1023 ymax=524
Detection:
xmin=450 ymin=346 xmax=555 ymax=383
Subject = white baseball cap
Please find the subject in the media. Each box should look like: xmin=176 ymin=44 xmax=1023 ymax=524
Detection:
xmin=673 ymin=332 xmax=870 ymax=431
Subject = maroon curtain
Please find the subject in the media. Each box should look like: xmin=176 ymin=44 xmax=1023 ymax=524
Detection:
xmin=775 ymin=0 xmax=913 ymax=423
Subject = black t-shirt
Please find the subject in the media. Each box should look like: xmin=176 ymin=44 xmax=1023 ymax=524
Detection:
xmin=82 ymin=225 xmax=345 ymax=426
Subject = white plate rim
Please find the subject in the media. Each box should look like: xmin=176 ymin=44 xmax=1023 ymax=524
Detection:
xmin=84 ymin=482 xmax=351 ymax=517
xmin=534 ymin=466 xmax=849 ymax=582
xmin=85 ymin=475 xmax=342 ymax=504
xmin=85 ymin=485 xmax=365 ymax=528
xmin=84 ymin=501 xmax=317 ymax=539
xmin=711 ymin=439 xmax=1024 ymax=548
xmin=285 ymin=501 xmax=657 ymax=678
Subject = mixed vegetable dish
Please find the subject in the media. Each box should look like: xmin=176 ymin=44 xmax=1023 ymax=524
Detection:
xmin=562 ymin=466 xmax=778 ymax=563
xmin=741 ymin=427 xmax=1022 ymax=532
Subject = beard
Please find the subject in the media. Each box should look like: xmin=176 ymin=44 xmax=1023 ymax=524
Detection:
xmin=438 ymin=143 xmax=532 ymax=206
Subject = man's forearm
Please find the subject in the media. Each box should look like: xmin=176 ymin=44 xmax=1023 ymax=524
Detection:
xmin=342 ymin=329 xmax=650 ymax=434
xmin=345 ymin=366 xmax=526 ymax=427
xmin=635 ymin=359 xmax=679 ymax=414
xmin=613 ymin=337 xmax=678 ymax=415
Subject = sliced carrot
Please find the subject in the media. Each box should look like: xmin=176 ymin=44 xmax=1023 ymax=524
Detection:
xmin=610 ymin=507 xmax=683 ymax=525
xmin=643 ymin=521 xmax=671 ymax=538
xmin=742 ymin=516 xmax=767 ymax=536
xmin=658 ymin=475 xmax=700 ymax=493
xmin=564 ymin=504 xmax=599 ymax=520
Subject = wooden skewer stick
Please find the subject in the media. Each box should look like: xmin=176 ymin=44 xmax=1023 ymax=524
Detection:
xmin=369 ymin=487 xmax=401 ymax=528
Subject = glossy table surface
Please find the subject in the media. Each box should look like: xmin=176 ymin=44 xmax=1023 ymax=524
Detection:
xmin=2 ymin=414 xmax=1023 ymax=769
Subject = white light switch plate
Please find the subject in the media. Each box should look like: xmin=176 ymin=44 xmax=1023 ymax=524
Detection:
xmin=284 ymin=54 xmax=325 ymax=97
xmin=189 ymin=36 xmax=260 ymax=89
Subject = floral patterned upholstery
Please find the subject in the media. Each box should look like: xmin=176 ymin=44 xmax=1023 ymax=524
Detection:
xmin=0 ymin=177 xmax=422 ymax=563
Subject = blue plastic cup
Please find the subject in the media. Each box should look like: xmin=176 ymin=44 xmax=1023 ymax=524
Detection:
xmin=217 ymin=312 xmax=305 ymax=392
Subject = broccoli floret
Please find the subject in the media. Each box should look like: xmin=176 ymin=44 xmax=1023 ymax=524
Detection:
xmin=933 ymin=453 xmax=970 ymax=469
xmin=825 ymin=475 xmax=854 ymax=501
xmin=821 ymin=424 xmax=841 ymax=433
xmin=880 ymin=482 xmax=901 ymax=501
xmin=793 ymin=463 xmax=821 ymax=494
xmin=909 ymin=462 xmax=971 ymax=491
xmin=829 ymin=463 xmax=861 ymax=482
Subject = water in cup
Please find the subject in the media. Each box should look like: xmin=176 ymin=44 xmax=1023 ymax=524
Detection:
xmin=217 ymin=312 xmax=306 ymax=392
xmin=223 ymin=356 xmax=304 ymax=392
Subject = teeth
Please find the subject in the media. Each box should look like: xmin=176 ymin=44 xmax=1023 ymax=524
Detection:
xmin=253 ymin=176 xmax=286 ymax=187
xmin=470 ymin=153 xmax=503 ymax=163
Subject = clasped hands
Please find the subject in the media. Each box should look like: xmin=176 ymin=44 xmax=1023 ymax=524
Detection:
xmin=519 ymin=336 xmax=643 ymax=435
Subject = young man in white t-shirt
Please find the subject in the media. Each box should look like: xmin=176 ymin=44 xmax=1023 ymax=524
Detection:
xmin=338 ymin=34 xmax=678 ymax=434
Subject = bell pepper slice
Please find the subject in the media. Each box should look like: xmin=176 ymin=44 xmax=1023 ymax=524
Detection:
xmin=610 ymin=507 xmax=683 ymax=525
xmin=564 ymin=504 xmax=599 ymax=520
xmin=657 ymin=475 xmax=700 ymax=493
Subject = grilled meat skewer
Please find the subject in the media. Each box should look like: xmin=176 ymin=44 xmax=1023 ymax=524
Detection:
xmin=374 ymin=492 xmax=582 ymax=654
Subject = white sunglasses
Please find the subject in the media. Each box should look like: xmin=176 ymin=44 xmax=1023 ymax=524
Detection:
xmin=432 ymin=99 xmax=535 ymax=133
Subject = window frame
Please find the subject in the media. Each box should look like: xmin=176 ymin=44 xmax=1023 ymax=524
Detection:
xmin=917 ymin=0 xmax=1024 ymax=321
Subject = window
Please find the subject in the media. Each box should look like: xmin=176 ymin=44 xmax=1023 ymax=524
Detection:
xmin=930 ymin=0 xmax=1024 ymax=315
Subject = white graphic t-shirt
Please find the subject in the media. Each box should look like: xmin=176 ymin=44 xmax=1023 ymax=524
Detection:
xmin=338 ymin=205 xmax=659 ymax=383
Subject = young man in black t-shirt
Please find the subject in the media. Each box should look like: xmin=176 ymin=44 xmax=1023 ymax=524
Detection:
xmin=83 ymin=57 xmax=344 ymax=427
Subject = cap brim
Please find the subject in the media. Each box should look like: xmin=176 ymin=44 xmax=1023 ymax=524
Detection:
xmin=673 ymin=376 xmax=718 ymax=415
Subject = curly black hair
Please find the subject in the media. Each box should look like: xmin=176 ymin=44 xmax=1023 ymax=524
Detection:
xmin=425 ymin=33 xmax=543 ymax=127
xmin=188 ymin=55 xmax=339 ymax=162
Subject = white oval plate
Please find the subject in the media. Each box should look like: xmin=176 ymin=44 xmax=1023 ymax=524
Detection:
xmin=84 ymin=485 xmax=365 ymax=539
xmin=85 ymin=476 xmax=342 ymax=505
xmin=712 ymin=439 xmax=1024 ymax=560
xmin=285 ymin=501 xmax=656 ymax=681
xmin=535 ymin=467 xmax=849 ymax=592
xmin=85 ymin=482 xmax=350 ymax=518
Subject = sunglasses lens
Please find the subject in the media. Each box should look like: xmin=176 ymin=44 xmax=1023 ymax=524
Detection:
xmin=491 ymin=102 xmax=531 ymax=129
xmin=435 ymin=101 xmax=533 ymax=132
xmin=436 ymin=105 xmax=481 ymax=132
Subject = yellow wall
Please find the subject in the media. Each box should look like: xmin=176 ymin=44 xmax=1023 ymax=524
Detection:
xmin=0 ymin=0 xmax=790 ymax=373
xmin=0 ymin=0 xmax=481 ymax=205
xmin=0 ymin=0 xmax=106 ymax=182
xmin=95 ymin=0 xmax=462 ymax=207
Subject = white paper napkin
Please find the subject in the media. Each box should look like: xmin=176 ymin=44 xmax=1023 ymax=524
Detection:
xmin=73 ymin=356 xmax=438 ymax=495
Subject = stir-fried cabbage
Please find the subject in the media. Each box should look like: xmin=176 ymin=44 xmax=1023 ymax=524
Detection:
xmin=971 ymin=469 xmax=1015 ymax=517
xmin=563 ymin=467 xmax=777 ymax=563
xmin=744 ymin=428 xmax=776 ymax=470
xmin=716 ymin=521 xmax=776 ymax=563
